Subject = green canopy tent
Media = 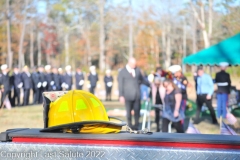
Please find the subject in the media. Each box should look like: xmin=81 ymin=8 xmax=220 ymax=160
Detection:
xmin=183 ymin=33 xmax=240 ymax=65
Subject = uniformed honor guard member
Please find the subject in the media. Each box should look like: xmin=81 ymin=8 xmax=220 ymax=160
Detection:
xmin=104 ymin=69 xmax=113 ymax=101
xmin=168 ymin=65 xmax=188 ymax=111
xmin=38 ymin=65 xmax=47 ymax=103
xmin=63 ymin=65 xmax=73 ymax=91
xmin=0 ymin=64 xmax=13 ymax=107
xmin=12 ymin=66 xmax=23 ymax=107
xmin=52 ymin=67 xmax=61 ymax=91
xmin=75 ymin=67 xmax=84 ymax=90
xmin=31 ymin=66 xmax=40 ymax=104
xmin=215 ymin=62 xmax=231 ymax=119
xmin=21 ymin=66 xmax=33 ymax=106
xmin=58 ymin=68 xmax=64 ymax=91
xmin=88 ymin=66 xmax=99 ymax=95
xmin=45 ymin=65 xmax=54 ymax=91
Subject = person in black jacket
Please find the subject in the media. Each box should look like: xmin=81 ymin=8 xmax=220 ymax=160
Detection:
xmin=38 ymin=65 xmax=46 ymax=103
xmin=118 ymin=57 xmax=149 ymax=130
xmin=21 ymin=66 xmax=32 ymax=106
xmin=45 ymin=65 xmax=54 ymax=91
xmin=31 ymin=66 xmax=40 ymax=104
xmin=88 ymin=66 xmax=98 ymax=95
xmin=12 ymin=66 xmax=23 ymax=107
xmin=215 ymin=62 xmax=231 ymax=119
xmin=58 ymin=68 xmax=64 ymax=91
xmin=63 ymin=65 xmax=73 ymax=91
xmin=52 ymin=67 xmax=61 ymax=91
xmin=104 ymin=69 xmax=113 ymax=101
xmin=0 ymin=64 xmax=13 ymax=107
xmin=75 ymin=67 xmax=84 ymax=90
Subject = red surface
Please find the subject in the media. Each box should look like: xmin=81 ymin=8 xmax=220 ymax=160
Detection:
xmin=13 ymin=137 xmax=240 ymax=150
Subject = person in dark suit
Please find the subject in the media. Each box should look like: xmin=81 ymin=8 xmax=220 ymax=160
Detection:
xmin=31 ymin=66 xmax=40 ymax=104
xmin=45 ymin=65 xmax=53 ymax=91
xmin=215 ymin=62 xmax=231 ymax=119
xmin=63 ymin=65 xmax=73 ymax=91
xmin=21 ymin=66 xmax=32 ymax=106
xmin=58 ymin=68 xmax=64 ymax=91
xmin=75 ymin=67 xmax=84 ymax=90
xmin=0 ymin=64 xmax=13 ymax=107
xmin=88 ymin=66 xmax=98 ymax=94
xmin=38 ymin=65 xmax=46 ymax=103
xmin=52 ymin=67 xmax=61 ymax=91
xmin=12 ymin=66 xmax=23 ymax=107
xmin=118 ymin=57 xmax=149 ymax=130
xmin=104 ymin=69 xmax=113 ymax=101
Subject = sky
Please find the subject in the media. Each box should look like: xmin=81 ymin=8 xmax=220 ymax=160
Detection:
xmin=37 ymin=0 xmax=240 ymax=15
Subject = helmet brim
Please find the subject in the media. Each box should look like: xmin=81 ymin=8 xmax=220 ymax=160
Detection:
xmin=40 ymin=117 xmax=126 ymax=133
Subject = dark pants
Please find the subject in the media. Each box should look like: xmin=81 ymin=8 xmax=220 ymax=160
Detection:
xmin=195 ymin=94 xmax=217 ymax=123
xmin=155 ymin=108 xmax=161 ymax=131
xmin=13 ymin=88 xmax=21 ymax=106
xmin=38 ymin=88 xmax=44 ymax=104
xmin=23 ymin=89 xmax=30 ymax=106
xmin=162 ymin=118 xmax=184 ymax=133
xmin=33 ymin=88 xmax=40 ymax=104
xmin=1 ymin=90 xmax=11 ymax=107
xmin=105 ymin=86 xmax=112 ymax=101
xmin=76 ymin=85 xmax=83 ymax=90
xmin=125 ymin=99 xmax=140 ymax=130
xmin=89 ymin=86 xmax=96 ymax=95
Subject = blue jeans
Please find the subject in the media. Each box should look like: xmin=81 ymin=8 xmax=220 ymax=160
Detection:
xmin=217 ymin=93 xmax=228 ymax=118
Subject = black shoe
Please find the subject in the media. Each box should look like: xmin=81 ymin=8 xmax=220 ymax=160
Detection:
xmin=212 ymin=120 xmax=218 ymax=125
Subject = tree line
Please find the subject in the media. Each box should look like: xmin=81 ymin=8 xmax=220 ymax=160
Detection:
xmin=0 ymin=0 xmax=239 ymax=72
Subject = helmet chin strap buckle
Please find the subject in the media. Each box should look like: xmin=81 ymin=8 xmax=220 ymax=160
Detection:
xmin=70 ymin=126 xmax=80 ymax=134
xmin=126 ymin=125 xmax=152 ymax=135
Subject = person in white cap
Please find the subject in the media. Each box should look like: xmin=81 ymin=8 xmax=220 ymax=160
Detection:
xmin=168 ymin=65 xmax=188 ymax=112
xmin=104 ymin=69 xmax=113 ymax=101
xmin=63 ymin=65 xmax=73 ymax=90
xmin=215 ymin=62 xmax=231 ymax=119
xmin=0 ymin=64 xmax=13 ymax=108
xmin=88 ymin=65 xmax=98 ymax=94
xmin=75 ymin=67 xmax=85 ymax=90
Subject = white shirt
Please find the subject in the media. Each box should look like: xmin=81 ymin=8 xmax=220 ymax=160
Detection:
xmin=126 ymin=65 xmax=135 ymax=77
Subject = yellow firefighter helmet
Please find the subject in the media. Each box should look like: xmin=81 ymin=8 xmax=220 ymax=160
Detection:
xmin=40 ymin=90 xmax=125 ymax=134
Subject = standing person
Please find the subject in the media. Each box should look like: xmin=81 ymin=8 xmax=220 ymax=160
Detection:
xmin=45 ymin=65 xmax=53 ymax=91
xmin=58 ymin=68 xmax=64 ymax=91
xmin=52 ymin=67 xmax=61 ymax=91
xmin=88 ymin=66 xmax=98 ymax=94
xmin=168 ymin=65 xmax=188 ymax=112
xmin=149 ymin=77 xmax=165 ymax=132
xmin=194 ymin=66 xmax=218 ymax=124
xmin=12 ymin=66 xmax=23 ymax=107
xmin=31 ymin=66 xmax=40 ymax=104
xmin=162 ymin=79 xmax=184 ymax=133
xmin=63 ymin=65 xmax=73 ymax=91
xmin=0 ymin=64 xmax=13 ymax=108
xmin=75 ymin=67 xmax=85 ymax=90
xmin=118 ymin=57 xmax=149 ymax=130
xmin=215 ymin=62 xmax=231 ymax=119
xmin=38 ymin=65 xmax=46 ymax=103
xmin=21 ymin=66 xmax=32 ymax=106
xmin=104 ymin=69 xmax=113 ymax=101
